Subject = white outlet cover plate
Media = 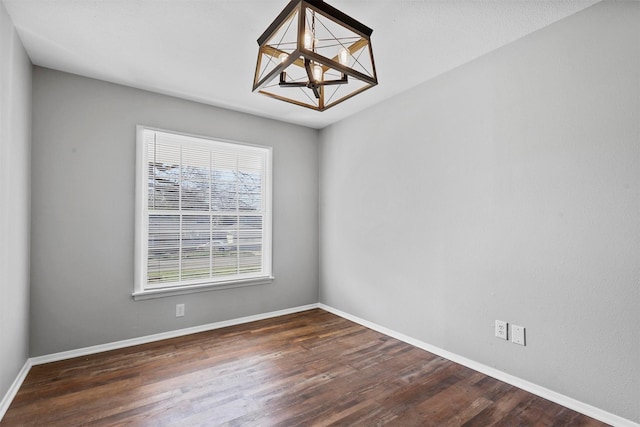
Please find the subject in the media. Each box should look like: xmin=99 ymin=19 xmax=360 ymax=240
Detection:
xmin=495 ymin=320 xmax=508 ymax=340
xmin=176 ymin=304 xmax=185 ymax=317
xmin=512 ymin=324 xmax=525 ymax=345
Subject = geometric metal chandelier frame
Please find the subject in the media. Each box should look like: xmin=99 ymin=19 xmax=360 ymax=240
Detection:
xmin=253 ymin=0 xmax=378 ymax=111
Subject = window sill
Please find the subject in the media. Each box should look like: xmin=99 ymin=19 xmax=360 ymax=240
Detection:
xmin=132 ymin=276 xmax=274 ymax=301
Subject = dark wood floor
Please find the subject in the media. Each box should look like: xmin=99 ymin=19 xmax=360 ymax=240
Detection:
xmin=2 ymin=309 xmax=608 ymax=426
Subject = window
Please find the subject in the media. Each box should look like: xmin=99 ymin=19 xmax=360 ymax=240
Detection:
xmin=134 ymin=127 xmax=272 ymax=300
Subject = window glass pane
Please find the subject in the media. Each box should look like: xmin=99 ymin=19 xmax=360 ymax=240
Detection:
xmin=181 ymin=146 xmax=210 ymax=211
xmin=181 ymin=215 xmax=211 ymax=280
xmin=239 ymin=244 xmax=262 ymax=274
xmin=212 ymin=169 xmax=237 ymax=212
xmin=237 ymin=171 xmax=262 ymax=211
xmin=149 ymin=141 xmax=180 ymax=210
xmin=238 ymin=216 xmax=262 ymax=274
xmin=212 ymin=215 xmax=238 ymax=277
xmin=148 ymin=214 xmax=180 ymax=284
xmin=239 ymin=216 xmax=262 ymax=243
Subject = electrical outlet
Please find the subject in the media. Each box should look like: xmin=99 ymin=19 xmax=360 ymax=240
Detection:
xmin=495 ymin=320 xmax=508 ymax=340
xmin=511 ymin=325 xmax=525 ymax=346
xmin=176 ymin=303 xmax=185 ymax=317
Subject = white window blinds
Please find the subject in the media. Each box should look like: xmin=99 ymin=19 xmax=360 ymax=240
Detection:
xmin=135 ymin=127 xmax=272 ymax=296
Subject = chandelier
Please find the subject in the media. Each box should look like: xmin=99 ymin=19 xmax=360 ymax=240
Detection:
xmin=252 ymin=0 xmax=378 ymax=111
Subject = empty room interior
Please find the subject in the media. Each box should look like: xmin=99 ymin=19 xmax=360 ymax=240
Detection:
xmin=1 ymin=0 xmax=638 ymax=425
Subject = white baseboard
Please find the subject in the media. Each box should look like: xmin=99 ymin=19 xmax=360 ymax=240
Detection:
xmin=1 ymin=303 xmax=320 ymax=422
xmin=318 ymin=303 xmax=638 ymax=427
xmin=0 ymin=359 xmax=32 ymax=421
xmin=31 ymin=303 xmax=320 ymax=365
xmin=3 ymin=302 xmax=636 ymax=427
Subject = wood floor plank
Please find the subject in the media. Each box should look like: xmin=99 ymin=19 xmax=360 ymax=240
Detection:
xmin=0 ymin=309 xmax=609 ymax=426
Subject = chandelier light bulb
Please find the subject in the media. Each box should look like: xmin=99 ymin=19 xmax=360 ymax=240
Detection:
xmin=279 ymin=53 xmax=288 ymax=63
xmin=303 ymin=30 xmax=313 ymax=49
xmin=338 ymin=47 xmax=349 ymax=65
xmin=313 ymin=64 xmax=323 ymax=82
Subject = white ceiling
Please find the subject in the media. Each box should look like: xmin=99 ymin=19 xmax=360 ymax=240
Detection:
xmin=3 ymin=0 xmax=600 ymax=129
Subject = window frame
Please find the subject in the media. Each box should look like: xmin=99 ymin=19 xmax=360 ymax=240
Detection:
xmin=133 ymin=126 xmax=273 ymax=300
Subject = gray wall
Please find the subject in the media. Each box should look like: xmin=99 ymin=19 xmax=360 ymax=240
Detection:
xmin=319 ymin=1 xmax=639 ymax=422
xmin=0 ymin=1 xmax=31 ymax=402
xmin=30 ymin=67 xmax=319 ymax=356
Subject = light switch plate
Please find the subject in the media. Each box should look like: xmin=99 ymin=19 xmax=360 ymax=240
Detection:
xmin=512 ymin=324 xmax=525 ymax=346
